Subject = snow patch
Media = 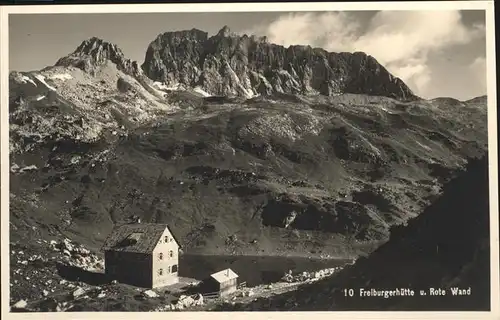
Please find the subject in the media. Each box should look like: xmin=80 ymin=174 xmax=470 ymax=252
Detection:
xmin=153 ymin=81 xmax=182 ymax=91
xmin=48 ymin=73 xmax=73 ymax=81
xmin=379 ymin=106 xmax=395 ymax=114
xmin=34 ymin=74 xmax=57 ymax=91
xmin=242 ymin=87 xmax=257 ymax=99
xmin=152 ymin=81 xmax=168 ymax=90
xmin=35 ymin=95 xmax=46 ymax=101
xmin=416 ymin=141 xmax=431 ymax=151
xmin=20 ymin=76 xmax=37 ymax=87
xmin=193 ymin=86 xmax=211 ymax=97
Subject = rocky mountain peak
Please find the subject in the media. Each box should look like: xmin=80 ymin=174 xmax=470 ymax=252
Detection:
xmin=141 ymin=26 xmax=418 ymax=101
xmin=74 ymin=37 xmax=118 ymax=55
xmin=155 ymin=28 xmax=209 ymax=43
xmin=216 ymin=25 xmax=232 ymax=38
xmin=55 ymin=37 xmax=141 ymax=76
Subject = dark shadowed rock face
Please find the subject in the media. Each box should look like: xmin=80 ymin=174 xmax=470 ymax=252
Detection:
xmin=141 ymin=26 xmax=417 ymax=100
xmin=220 ymin=155 xmax=490 ymax=311
xmin=55 ymin=37 xmax=141 ymax=76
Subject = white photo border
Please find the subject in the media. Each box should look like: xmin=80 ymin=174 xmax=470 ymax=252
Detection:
xmin=1 ymin=1 xmax=497 ymax=320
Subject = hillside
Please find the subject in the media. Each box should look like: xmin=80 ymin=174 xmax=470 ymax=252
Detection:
xmin=216 ymin=155 xmax=491 ymax=311
xmin=10 ymin=77 xmax=488 ymax=258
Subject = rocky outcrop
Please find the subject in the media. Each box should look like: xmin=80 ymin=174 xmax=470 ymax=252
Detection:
xmin=155 ymin=293 xmax=205 ymax=311
xmin=141 ymin=26 xmax=417 ymax=100
xmin=49 ymin=238 xmax=104 ymax=272
xmin=55 ymin=37 xmax=141 ymax=76
xmin=280 ymin=266 xmax=344 ymax=283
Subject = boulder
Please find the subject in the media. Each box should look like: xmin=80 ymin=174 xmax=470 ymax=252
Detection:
xmin=63 ymin=239 xmax=74 ymax=251
xmin=72 ymin=287 xmax=85 ymax=298
xmin=49 ymin=240 xmax=59 ymax=251
xmin=193 ymin=293 xmax=204 ymax=306
xmin=12 ymin=300 xmax=28 ymax=309
xmin=143 ymin=290 xmax=158 ymax=298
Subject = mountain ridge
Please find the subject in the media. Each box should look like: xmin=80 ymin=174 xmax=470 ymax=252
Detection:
xmin=140 ymin=26 xmax=418 ymax=100
xmin=11 ymin=30 xmax=484 ymax=104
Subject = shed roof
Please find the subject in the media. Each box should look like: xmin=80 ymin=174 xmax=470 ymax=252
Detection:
xmin=101 ymin=223 xmax=180 ymax=253
xmin=210 ymin=268 xmax=239 ymax=283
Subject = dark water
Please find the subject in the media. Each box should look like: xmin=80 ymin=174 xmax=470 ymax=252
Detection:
xmin=178 ymin=254 xmax=350 ymax=287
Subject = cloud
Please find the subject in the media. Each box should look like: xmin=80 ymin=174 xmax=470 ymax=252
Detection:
xmin=394 ymin=63 xmax=432 ymax=94
xmin=351 ymin=11 xmax=485 ymax=97
xmin=245 ymin=11 xmax=486 ymax=98
xmin=468 ymin=56 xmax=487 ymax=92
xmin=354 ymin=11 xmax=484 ymax=64
xmin=248 ymin=12 xmax=360 ymax=52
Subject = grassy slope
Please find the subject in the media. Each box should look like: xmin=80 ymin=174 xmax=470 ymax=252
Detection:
xmin=9 ymin=81 xmax=488 ymax=259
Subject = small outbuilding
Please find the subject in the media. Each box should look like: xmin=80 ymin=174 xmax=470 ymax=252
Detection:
xmin=204 ymin=268 xmax=239 ymax=297
xmin=101 ymin=223 xmax=181 ymax=289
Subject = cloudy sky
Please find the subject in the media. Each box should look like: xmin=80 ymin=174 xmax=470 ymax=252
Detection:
xmin=9 ymin=10 xmax=486 ymax=100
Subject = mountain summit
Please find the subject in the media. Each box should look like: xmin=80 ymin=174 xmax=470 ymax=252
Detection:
xmin=55 ymin=37 xmax=141 ymax=76
xmin=216 ymin=25 xmax=233 ymax=38
xmin=141 ymin=26 xmax=417 ymax=100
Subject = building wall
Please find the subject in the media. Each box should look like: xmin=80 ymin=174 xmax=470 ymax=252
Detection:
xmin=204 ymin=277 xmax=238 ymax=296
xmin=201 ymin=277 xmax=219 ymax=294
xmin=151 ymin=227 xmax=180 ymax=288
xmin=219 ymin=278 xmax=238 ymax=296
xmin=105 ymin=250 xmax=152 ymax=288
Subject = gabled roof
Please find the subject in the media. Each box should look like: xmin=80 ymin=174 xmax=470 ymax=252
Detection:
xmin=101 ymin=223 xmax=180 ymax=253
xmin=210 ymin=268 xmax=239 ymax=283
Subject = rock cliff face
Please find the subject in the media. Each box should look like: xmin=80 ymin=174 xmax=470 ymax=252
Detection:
xmin=141 ymin=26 xmax=417 ymax=100
xmin=55 ymin=37 xmax=141 ymax=76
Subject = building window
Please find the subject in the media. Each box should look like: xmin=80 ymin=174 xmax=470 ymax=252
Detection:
xmin=158 ymin=268 xmax=163 ymax=276
xmin=158 ymin=252 xmax=163 ymax=260
xmin=167 ymin=266 xmax=171 ymax=273
xmin=164 ymin=236 xmax=169 ymax=242
xmin=169 ymin=250 xmax=174 ymax=258
xmin=170 ymin=238 xmax=173 ymax=242
xmin=171 ymin=264 xmax=178 ymax=273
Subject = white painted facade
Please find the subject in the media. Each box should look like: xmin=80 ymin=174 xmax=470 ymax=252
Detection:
xmin=151 ymin=227 xmax=179 ymax=288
